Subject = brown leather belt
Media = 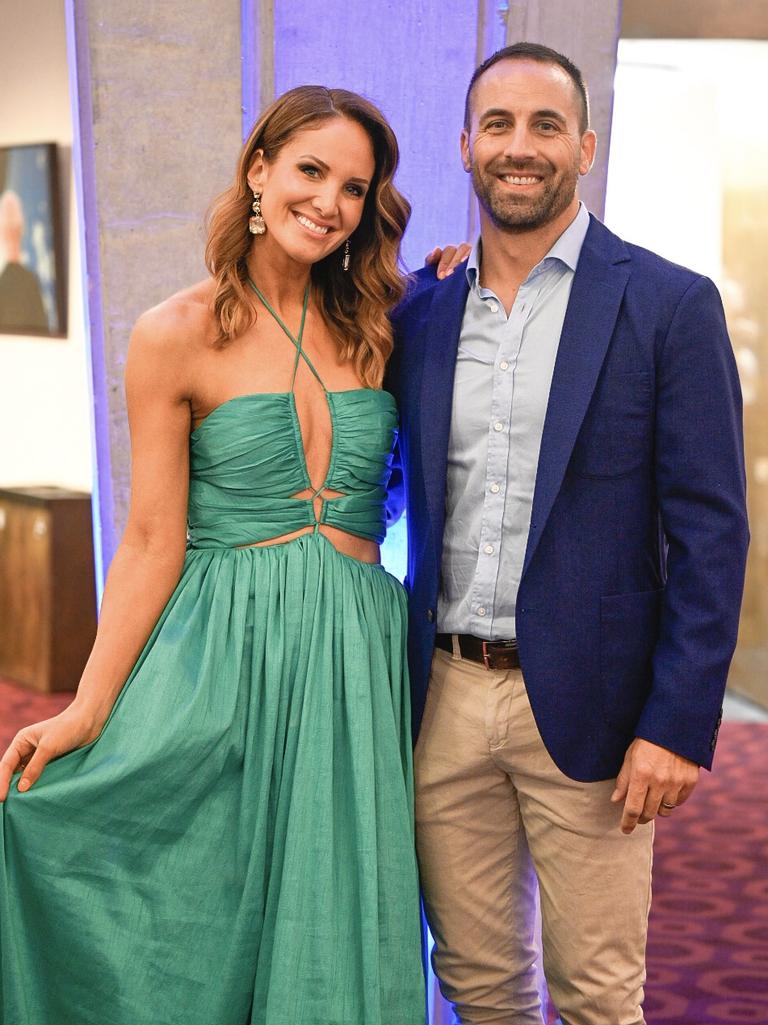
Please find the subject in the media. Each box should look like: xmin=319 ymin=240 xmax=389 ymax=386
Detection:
xmin=435 ymin=633 xmax=520 ymax=670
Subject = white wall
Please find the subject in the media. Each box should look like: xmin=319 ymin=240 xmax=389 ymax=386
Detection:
xmin=605 ymin=40 xmax=724 ymax=281
xmin=0 ymin=0 xmax=92 ymax=492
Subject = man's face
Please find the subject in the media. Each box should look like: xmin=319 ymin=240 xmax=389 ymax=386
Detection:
xmin=461 ymin=59 xmax=596 ymax=232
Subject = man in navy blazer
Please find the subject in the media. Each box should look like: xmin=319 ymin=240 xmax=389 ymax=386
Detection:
xmin=386 ymin=43 xmax=748 ymax=1025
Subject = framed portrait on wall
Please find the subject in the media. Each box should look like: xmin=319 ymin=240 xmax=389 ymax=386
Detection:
xmin=0 ymin=143 xmax=66 ymax=337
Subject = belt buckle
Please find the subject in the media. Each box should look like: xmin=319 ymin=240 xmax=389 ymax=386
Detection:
xmin=482 ymin=639 xmax=518 ymax=670
xmin=481 ymin=640 xmax=494 ymax=670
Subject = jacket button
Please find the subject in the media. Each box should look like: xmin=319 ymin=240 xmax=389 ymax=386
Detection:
xmin=426 ymin=608 xmax=434 ymax=623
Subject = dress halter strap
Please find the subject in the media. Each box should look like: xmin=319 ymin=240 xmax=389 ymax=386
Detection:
xmin=246 ymin=278 xmax=326 ymax=392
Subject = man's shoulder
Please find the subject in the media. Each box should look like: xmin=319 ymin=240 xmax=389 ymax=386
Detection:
xmin=626 ymin=240 xmax=703 ymax=291
xmin=589 ymin=216 xmax=709 ymax=298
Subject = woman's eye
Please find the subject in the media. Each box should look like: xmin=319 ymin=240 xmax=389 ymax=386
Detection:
xmin=346 ymin=184 xmax=364 ymax=198
xmin=300 ymin=165 xmax=320 ymax=177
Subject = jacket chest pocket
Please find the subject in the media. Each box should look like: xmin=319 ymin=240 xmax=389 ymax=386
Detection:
xmin=569 ymin=370 xmax=652 ymax=478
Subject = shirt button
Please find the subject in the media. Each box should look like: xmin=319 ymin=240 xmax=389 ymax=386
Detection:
xmin=489 ymin=302 xmax=499 ymax=313
xmin=426 ymin=608 xmax=434 ymax=623
xmin=499 ymin=360 xmax=509 ymax=371
xmin=493 ymin=421 xmax=504 ymax=432
xmin=490 ymin=483 xmax=500 ymax=494
xmin=477 ymin=607 xmax=487 ymax=617
xmin=484 ymin=544 xmax=494 ymax=555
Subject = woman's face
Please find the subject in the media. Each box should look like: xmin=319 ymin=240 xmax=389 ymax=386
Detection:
xmin=247 ymin=116 xmax=376 ymax=267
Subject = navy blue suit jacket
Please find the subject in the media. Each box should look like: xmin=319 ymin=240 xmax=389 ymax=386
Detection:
xmin=386 ymin=215 xmax=749 ymax=782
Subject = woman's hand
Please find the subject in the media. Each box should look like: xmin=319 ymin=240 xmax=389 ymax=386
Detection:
xmin=424 ymin=242 xmax=472 ymax=279
xmin=0 ymin=705 xmax=105 ymax=801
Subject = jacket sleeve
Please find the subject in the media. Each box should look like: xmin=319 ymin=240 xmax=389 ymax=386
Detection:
xmin=635 ymin=275 xmax=750 ymax=767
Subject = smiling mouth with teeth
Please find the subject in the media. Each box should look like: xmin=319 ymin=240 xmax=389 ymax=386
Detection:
xmin=294 ymin=212 xmax=331 ymax=236
xmin=500 ymin=175 xmax=542 ymax=185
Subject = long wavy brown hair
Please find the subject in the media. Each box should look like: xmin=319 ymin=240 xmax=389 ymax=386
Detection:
xmin=205 ymin=86 xmax=411 ymax=388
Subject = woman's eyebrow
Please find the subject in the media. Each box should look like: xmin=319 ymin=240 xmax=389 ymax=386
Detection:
xmin=296 ymin=153 xmax=370 ymax=186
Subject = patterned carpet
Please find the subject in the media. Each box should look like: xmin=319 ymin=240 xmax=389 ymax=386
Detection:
xmin=0 ymin=677 xmax=71 ymax=750
xmin=1 ymin=678 xmax=766 ymax=1023
xmin=643 ymin=721 xmax=768 ymax=1024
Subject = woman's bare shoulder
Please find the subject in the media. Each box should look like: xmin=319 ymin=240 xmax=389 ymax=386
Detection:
xmin=132 ymin=279 xmax=216 ymax=352
xmin=126 ymin=280 xmax=216 ymax=397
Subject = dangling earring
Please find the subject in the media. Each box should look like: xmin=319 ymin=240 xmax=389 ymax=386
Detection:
xmin=249 ymin=191 xmax=266 ymax=235
xmin=342 ymin=238 xmax=351 ymax=272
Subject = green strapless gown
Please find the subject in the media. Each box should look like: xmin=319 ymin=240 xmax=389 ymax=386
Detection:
xmin=0 ymin=292 xmax=425 ymax=1025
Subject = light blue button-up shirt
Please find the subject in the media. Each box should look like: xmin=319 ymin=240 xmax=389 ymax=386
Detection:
xmin=437 ymin=203 xmax=590 ymax=639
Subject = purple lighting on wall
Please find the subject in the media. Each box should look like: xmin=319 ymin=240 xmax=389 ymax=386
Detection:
xmin=241 ymin=0 xmax=266 ymax=139
xmin=64 ymin=0 xmax=115 ymax=599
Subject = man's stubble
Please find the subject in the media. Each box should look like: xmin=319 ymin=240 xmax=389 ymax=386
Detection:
xmin=470 ymin=157 xmax=579 ymax=233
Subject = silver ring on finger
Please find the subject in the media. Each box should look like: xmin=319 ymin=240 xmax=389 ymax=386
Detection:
xmin=661 ymin=802 xmax=676 ymax=810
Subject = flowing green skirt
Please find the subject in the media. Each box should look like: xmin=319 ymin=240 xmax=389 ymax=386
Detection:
xmin=0 ymin=534 xmax=425 ymax=1025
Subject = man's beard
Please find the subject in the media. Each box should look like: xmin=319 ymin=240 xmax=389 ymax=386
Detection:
xmin=471 ymin=159 xmax=579 ymax=232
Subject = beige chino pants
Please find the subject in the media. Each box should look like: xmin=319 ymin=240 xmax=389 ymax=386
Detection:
xmin=414 ymin=647 xmax=653 ymax=1025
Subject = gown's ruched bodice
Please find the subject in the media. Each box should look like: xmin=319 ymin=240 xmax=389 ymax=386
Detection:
xmin=188 ymin=388 xmax=398 ymax=549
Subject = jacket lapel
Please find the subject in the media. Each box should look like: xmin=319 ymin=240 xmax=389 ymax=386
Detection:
xmin=419 ymin=269 xmax=470 ymax=540
xmin=523 ymin=219 xmax=631 ymax=575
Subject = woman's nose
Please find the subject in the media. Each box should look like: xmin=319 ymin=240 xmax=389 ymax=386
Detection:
xmin=311 ymin=186 xmax=339 ymax=219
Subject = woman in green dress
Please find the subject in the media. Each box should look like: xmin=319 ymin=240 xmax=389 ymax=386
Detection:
xmin=0 ymin=86 xmax=425 ymax=1025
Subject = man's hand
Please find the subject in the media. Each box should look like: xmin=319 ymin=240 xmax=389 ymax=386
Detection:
xmin=424 ymin=243 xmax=472 ymax=279
xmin=611 ymin=738 xmax=700 ymax=834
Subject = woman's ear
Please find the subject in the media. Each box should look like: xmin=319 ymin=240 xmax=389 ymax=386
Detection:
xmin=246 ymin=149 xmax=266 ymax=193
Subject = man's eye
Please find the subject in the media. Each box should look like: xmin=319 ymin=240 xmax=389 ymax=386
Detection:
xmin=486 ymin=120 xmax=509 ymax=131
xmin=537 ymin=122 xmax=558 ymax=132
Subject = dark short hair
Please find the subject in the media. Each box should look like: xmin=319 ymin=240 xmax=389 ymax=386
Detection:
xmin=464 ymin=42 xmax=590 ymax=134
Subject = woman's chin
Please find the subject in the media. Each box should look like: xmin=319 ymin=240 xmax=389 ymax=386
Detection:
xmin=259 ymin=235 xmax=332 ymax=268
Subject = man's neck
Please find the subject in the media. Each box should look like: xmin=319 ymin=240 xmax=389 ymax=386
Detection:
xmin=477 ymin=199 xmax=581 ymax=313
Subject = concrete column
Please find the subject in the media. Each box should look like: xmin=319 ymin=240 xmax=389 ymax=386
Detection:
xmin=66 ymin=0 xmax=242 ymax=583
xmin=504 ymin=0 xmax=623 ymax=218
xmin=241 ymin=0 xmax=274 ymax=135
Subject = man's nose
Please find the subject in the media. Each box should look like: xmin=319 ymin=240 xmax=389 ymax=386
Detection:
xmin=502 ymin=126 xmax=538 ymax=161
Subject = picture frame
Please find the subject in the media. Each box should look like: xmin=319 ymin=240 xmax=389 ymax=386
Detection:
xmin=0 ymin=142 xmax=66 ymax=337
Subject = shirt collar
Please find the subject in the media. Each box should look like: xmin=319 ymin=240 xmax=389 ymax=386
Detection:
xmin=465 ymin=201 xmax=590 ymax=289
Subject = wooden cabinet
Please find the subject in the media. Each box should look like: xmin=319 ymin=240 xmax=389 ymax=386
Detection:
xmin=0 ymin=487 xmax=97 ymax=692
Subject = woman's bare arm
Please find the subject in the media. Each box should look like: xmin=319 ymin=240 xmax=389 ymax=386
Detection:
xmin=0 ymin=304 xmax=194 ymax=799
